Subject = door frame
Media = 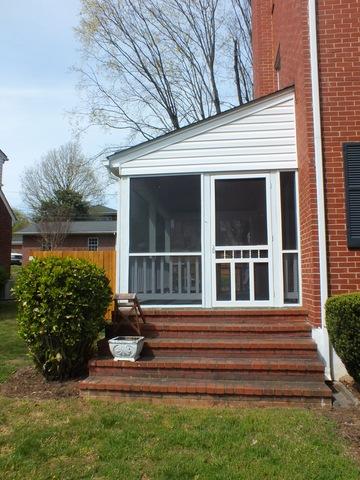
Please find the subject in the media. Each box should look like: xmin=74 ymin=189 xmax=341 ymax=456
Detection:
xmin=209 ymin=172 xmax=276 ymax=307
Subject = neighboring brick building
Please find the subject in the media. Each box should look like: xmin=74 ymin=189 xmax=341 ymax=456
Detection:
xmin=252 ymin=0 xmax=360 ymax=375
xmin=19 ymin=207 xmax=117 ymax=263
xmin=0 ymin=150 xmax=15 ymax=276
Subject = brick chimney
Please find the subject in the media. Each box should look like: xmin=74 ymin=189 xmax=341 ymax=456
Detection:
xmin=252 ymin=0 xmax=276 ymax=98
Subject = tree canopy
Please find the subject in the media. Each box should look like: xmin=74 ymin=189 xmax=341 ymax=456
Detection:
xmin=34 ymin=189 xmax=90 ymax=222
xmin=21 ymin=141 xmax=104 ymax=221
xmin=12 ymin=209 xmax=30 ymax=233
xmin=75 ymin=0 xmax=252 ymax=140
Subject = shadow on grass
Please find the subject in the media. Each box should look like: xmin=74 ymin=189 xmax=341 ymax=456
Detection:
xmin=0 ymin=300 xmax=29 ymax=382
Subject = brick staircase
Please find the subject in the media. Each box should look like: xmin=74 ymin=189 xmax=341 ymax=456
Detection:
xmin=79 ymin=309 xmax=333 ymax=407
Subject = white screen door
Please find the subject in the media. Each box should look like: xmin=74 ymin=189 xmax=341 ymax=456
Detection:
xmin=211 ymin=174 xmax=273 ymax=306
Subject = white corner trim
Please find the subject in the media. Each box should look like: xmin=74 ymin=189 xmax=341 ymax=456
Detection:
xmin=309 ymin=0 xmax=332 ymax=377
xmin=309 ymin=0 xmax=328 ymax=321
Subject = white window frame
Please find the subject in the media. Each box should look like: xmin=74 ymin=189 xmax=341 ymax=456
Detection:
xmin=88 ymin=237 xmax=99 ymax=251
xmin=125 ymin=174 xmax=203 ymax=307
xmin=210 ymin=172 xmax=275 ymax=307
xmin=118 ymin=170 xmax=301 ymax=308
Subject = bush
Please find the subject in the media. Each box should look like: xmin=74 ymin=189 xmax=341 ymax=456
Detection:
xmin=14 ymin=256 xmax=112 ymax=380
xmin=326 ymin=293 xmax=360 ymax=383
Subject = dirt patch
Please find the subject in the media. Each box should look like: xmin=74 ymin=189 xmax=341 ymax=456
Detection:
xmin=340 ymin=375 xmax=360 ymax=403
xmin=0 ymin=366 xmax=80 ymax=400
xmin=324 ymin=407 xmax=360 ymax=463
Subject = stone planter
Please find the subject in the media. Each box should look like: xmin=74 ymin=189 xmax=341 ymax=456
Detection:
xmin=108 ymin=336 xmax=145 ymax=362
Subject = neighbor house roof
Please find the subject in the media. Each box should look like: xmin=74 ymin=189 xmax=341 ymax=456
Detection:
xmin=19 ymin=220 xmax=117 ymax=236
xmin=0 ymin=150 xmax=9 ymax=163
xmin=88 ymin=205 xmax=117 ymax=216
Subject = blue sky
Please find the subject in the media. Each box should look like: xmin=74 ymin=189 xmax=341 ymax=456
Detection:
xmin=0 ymin=0 xmax=122 ymax=211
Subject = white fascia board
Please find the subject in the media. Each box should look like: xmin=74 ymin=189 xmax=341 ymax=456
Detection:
xmin=121 ymin=160 xmax=297 ymax=177
xmin=108 ymin=88 xmax=295 ymax=172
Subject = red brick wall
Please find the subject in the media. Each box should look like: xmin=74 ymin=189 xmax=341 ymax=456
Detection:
xmin=0 ymin=197 xmax=12 ymax=276
xmin=22 ymin=234 xmax=116 ymax=263
xmin=316 ymin=0 xmax=360 ymax=295
xmin=252 ymin=0 xmax=276 ymax=97
xmin=253 ymin=0 xmax=360 ymax=323
xmin=253 ymin=0 xmax=322 ymax=325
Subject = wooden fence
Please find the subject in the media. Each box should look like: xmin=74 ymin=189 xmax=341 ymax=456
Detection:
xmin=31 ymin=250 xmax=116 ymax=318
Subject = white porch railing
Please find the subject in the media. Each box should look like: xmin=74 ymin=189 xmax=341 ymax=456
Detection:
xmin=129 ymin=254 xmax=202 ymax=304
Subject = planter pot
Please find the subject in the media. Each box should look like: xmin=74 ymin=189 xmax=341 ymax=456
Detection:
xmin=108 ymin=336 xmax=145 ymax=362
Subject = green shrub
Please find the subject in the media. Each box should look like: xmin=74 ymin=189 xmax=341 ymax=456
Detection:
xmin=14 ymin=256 xmax=112 ymax=380
xmin=326 ymin=293 xmax=360 ymax=383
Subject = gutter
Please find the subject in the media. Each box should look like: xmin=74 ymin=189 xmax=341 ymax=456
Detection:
xmin=308 ymin=0 xmax=333 ymax=379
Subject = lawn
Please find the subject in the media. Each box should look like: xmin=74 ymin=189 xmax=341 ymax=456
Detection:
xmin=0 ymin=300 xmax=359 ymax=479
xmin=0 ymin=301 xmax=29 ymax=382
xmin=0 ymin=398 xmax=359 ymax=480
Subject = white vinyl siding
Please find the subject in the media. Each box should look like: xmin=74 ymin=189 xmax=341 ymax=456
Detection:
xmin=116 ymin=93 xmax=297 ymax=176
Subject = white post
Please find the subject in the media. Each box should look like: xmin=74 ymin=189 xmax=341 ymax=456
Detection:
xmin=118 ymin=175 xmax=130 ymax=293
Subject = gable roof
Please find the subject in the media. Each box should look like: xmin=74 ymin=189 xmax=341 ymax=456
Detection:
xmin=0 ymin=150 xmax=9 ymax=163
xmin=19 ymin=220 xmax=116 ymax=236
xmin=88 ymin=205 xmax=117 ymax=217
xmin=106 ymin=86 xmax=295 ymax=172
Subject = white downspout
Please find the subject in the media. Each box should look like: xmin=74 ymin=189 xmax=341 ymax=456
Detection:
xmin=308 ymin=0 xmax=333 ymax=379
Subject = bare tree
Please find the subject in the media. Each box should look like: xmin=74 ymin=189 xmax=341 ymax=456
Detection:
xmin=75 ymin=0 xmax=252 ymax=140
xmin=36 ymin=217 xmax=71 ymax=251
xmin=231 ymin=0 xmax=252 ymax=105
xmin=22 ymin=141 xmax=105 ymax=218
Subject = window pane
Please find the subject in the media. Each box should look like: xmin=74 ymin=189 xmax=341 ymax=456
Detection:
xmin=130 ymin=176 xmax=201 ymax=253
xmin=254 ymin=263 xmax=269 ymax=300
xmin=216 ymin=264 xmax=231 ymax=301
xmin=235 ymin=263 xmax=250 ymax=301
xmin=280 ymin=172 xmax=297 ymax=250
xmin=283 ymin=253 xmax=299 ymax=304
xmin=215 ymin=179 xmax=267 ymax=246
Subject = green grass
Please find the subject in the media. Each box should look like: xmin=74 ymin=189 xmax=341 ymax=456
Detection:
xmin=0 ymin=301 xmax=358 ymax=479
xmin=0 ymin=399 xmax=358 ymax=480
xmin=0 ymin=301 xmax=29 ymax=382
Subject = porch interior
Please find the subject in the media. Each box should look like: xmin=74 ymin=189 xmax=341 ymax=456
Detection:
xmin=80 ymin=307 xmax=332 ymax=407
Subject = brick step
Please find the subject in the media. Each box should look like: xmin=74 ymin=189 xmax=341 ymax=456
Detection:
xmin=140 ymin=315 xmax=309 ymax=325
xmin=89 ymin=356 xmax=325 ymax=381
xmin=142 ymin=322 xmax=310 ymax=337
xmin=109 ymin=321 xmax=311 ymax=337
xmin=142 ymin=308 xmax=308 ymax=319
xmin=79 ymin=376 xmax=332 ymax=406
xmin=142 ymin=337 xmax=317 ymax=357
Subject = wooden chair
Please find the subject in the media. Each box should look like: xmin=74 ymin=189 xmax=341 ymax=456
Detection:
xmin=112 ymin=293 xmax=146 ymax=336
